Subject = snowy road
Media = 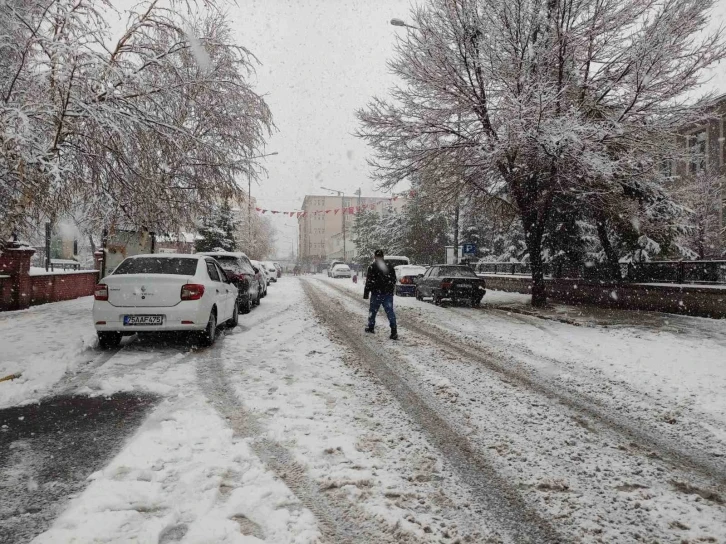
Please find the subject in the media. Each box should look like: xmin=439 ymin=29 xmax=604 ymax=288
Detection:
xmin=1 ymin=276 xmax=725 ymax=543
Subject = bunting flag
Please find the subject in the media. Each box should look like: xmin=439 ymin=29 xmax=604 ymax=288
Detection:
xmin=251 ymin=193 xmax=409 ymax=217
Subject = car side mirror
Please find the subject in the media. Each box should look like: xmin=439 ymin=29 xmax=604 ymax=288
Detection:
xmin=417 ymin=274 xmax=424 ymax=279
xmin=253 ymin=266 xmax=259 ymax=273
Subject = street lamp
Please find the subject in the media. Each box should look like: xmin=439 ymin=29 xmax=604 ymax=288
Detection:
xmin=320 ymin=186 xmax=346 ymax=262
xmin=247 ymin=151 xmax=279 ymax=253
xmin=390 ymin=18 xmax=420 ymax=30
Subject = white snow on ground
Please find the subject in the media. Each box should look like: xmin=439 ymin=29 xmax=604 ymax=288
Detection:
xmin=0 ymin=296 xmax=97 ymax=409
xmin=316 ymin=275 xmax=726 ymax=542
xmin=16 ymin=280 xmax=486 ymax=543
xmin=329 ymin=274 xmax=726 ymax=429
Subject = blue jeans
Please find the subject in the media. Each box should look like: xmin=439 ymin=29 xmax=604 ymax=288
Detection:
xmin=368 ymin=293 xmax=396 ymax=329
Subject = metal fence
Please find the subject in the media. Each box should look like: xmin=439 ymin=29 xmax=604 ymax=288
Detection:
xmin=475 ymin=260 xmax=726 ymax=285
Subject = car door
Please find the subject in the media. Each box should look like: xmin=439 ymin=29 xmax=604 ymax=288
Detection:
xmin=205 ymin=260 xmax=230 ymax=320
xmin=216 ymin=262 xmax=235 ymax=317
xmin=425 ymin=267 xmax=438 ymax=296
xmin=240 ymin=257 xmax=258 ymax=298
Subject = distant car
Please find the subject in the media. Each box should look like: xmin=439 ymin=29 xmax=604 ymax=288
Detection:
xmin=327 ymin=260 xmax=345 ymax=277
xmin=93 ymin=254 xmax=238 ymax=348
xmin=331 ymin=264 xmax=353 ymax=278
xmin=414 ymin=264 xmax=486 ymax=306
xmin=197 ymin=251 xmax=261 ymax=313
xmin=250 ymin=259 xmax=269 ymax=294
xmin=394 ymin=265 xmax=428 ymax=296
xmin=262 ymin=262 xmax=278 ymax=282
xmin=273 ymin=262 xmax=282 ymax=278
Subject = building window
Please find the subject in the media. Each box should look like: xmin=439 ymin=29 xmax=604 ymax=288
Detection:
xmin=73 ymin=239 xmax=78 ymax=255
xmin=688 ymin=130 xmax=707 ymax=174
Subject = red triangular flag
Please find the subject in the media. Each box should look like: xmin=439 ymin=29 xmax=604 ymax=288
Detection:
xmin=262 ymin=209 xmax=267 ymax=214
xmin=255 ymin=207 xmax=262 ymax=212
xmin=334 ymin=209 xmax=339 ymax=215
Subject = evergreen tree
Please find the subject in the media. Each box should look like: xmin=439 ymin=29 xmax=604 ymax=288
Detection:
xmin=196 ymin=200 xmax=238 ymax=252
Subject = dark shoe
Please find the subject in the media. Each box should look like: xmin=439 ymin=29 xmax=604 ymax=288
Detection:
xmin=365 ymin=326 xmax=375 ymax=334
xmin=390 ymin=327 xmax=398 ymax=340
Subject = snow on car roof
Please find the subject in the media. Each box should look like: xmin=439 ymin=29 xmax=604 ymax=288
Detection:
xmin=197 ymin=251 xmax=249 ymax=259
xmin=128 ymin=253 xmax=203 ymax=259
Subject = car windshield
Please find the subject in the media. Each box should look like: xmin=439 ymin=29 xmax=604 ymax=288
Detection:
xmin=437 ymin=266 xmax=477 ymax=278
xmin=113 ymin=257 xmax=197 ymax=275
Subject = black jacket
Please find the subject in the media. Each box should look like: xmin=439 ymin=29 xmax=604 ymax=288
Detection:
xmin=364 ymin=260 xmax=397 ymax=297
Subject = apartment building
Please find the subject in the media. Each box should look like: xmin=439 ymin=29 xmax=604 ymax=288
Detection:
xmin=298 ymin=194 xmax=406 ymax=265
xmin=672 ymin=94 xmax=726 ymax=256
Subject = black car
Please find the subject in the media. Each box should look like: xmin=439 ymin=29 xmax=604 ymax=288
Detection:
xmin=197 ymin=251 xmax=261 ymax=313
xmin=414 ymin=265 xmax=486 ymax=306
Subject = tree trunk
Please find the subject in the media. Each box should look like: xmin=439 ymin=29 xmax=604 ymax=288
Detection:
xmin=595 ymin=219 xmax=621 ymax=281
xmin=529 ymin=241 xmax=547 ymax=307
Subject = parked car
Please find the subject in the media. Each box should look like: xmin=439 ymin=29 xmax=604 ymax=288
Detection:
xmin=327 ymin=260 xmax=345 ymax=277
xmin=384 ymin=255 xmax=410 ymax=269
xmin=394 ymin=265 xmax=428 ymax=296
xmin=249 ymin=259 xmax=269 ymax=296
xmin=93 ymin=254 xmax=238 ymax=348
xmin=197 ymin=251 xmax=261 ymax=313
xmin=414 ymin=264 xmax=486 ymax=306
xmin=263 ymin=261 xmax=278 ymax=282
xmin=273 ymin=262 xmax=282 ymax=278
xmin=331 ymin=264 xmax=353 ymax=278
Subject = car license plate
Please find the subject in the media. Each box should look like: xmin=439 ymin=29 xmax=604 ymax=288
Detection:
xmin=123 ymin=315 xmax=163 ymax=326
xmin=457 ymin=284 xmax=473 ymax=289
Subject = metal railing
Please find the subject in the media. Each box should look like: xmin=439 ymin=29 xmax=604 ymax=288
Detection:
xmin=475 ymin=260 xmax=726 ymax=285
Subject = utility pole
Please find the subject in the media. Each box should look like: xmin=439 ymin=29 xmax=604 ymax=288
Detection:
xmin=320 ymin=186 xmax=346 ymax=262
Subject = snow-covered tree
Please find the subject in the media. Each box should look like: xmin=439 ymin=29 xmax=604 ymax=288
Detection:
xmin=195 ymin=200 xmax=237 ymax=253
xmin=358 ymin=0 xmax=726 ymax=305
xmin=1 ymin=1 xmax=273 ymax=249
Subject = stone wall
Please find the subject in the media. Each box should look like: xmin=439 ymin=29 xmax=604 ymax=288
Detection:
xmin=482 ymin=275 xmax=726 ymax=318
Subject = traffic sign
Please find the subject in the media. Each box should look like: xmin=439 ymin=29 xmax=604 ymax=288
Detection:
xmin=462 ymin=243 xmax=477 ymax=256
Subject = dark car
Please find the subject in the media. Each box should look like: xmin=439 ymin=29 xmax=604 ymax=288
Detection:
xmin=197 ymin=251 xmax=261 ymax=313
xmin=414 ymin=265 xmax=486 ymax=306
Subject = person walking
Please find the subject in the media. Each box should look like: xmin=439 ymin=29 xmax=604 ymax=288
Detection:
xmin=363 ymin=249 xmax=398 ymax=340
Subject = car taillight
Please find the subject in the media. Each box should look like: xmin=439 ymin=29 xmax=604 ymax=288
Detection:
xmin=94 ymin=284 xmax=108 ymax=301
xmin=440 ymin=281 xmax=453 ymax=289
xmin=181 ymin=283 xmax=205 ymax=301
xmin=401 ymin=277 xmax=411 ymax=284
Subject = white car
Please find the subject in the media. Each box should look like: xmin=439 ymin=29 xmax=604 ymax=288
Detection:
xmin=331 ymin=264 xmax=352 ymax=278
xmin=327 ymin=260 xmax=344 ymax=277
xmin=93 ymin=254 xmax=239 ymax=348
xmin=263 ymin=261 xmax=278 ymax=282
xmin=251 ymin=261 xmax=270 ymax=288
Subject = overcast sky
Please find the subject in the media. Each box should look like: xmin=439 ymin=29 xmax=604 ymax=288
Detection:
xmin=226 ymin=0 xmax=726 ymax=256
xmin=227 ymin=0 xmax=412 ymax=255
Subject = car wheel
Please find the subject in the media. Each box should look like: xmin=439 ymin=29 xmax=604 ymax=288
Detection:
xmin=415 ymin=288 xmax=423 ymax=301
xmin=199 ymin=311 xmax=217 ymax=346
xmin=240 ymin=296 xmax=252 ymax=314
xmin=255 ymin=290 xmax=261 ymax=305
xmin=97 ymin=331 xmax=122 ymax=349
xmin=227 ymin=303 xmax=239 ymax=328
xmin=433 ymin=293 xmax=442 ymax=305
xmin=471 ymin=298 xmax=481 ymax=308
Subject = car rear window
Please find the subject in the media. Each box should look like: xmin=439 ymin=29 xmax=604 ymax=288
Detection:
xmin=438 ymin=266 xmax=477 ymax=278
xmin=113 ymin=257 xmax=198 ymax=275
xmin=213 ymin=255 xmax=254 ymax=275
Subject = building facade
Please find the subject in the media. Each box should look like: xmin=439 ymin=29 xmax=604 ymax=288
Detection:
xmin=673 ymin=94 xmax=726 ymax=257
xmin=298 ymin=194 xmax=407 ymax=265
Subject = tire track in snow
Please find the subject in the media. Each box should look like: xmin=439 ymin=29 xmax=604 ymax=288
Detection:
xmin=195 ymin=334 xmax=406 ymax=544
xmin=319 ymin=278 xmax=726 ymax=493
xmin=302 ymin=280 xmax=564 ymax=544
